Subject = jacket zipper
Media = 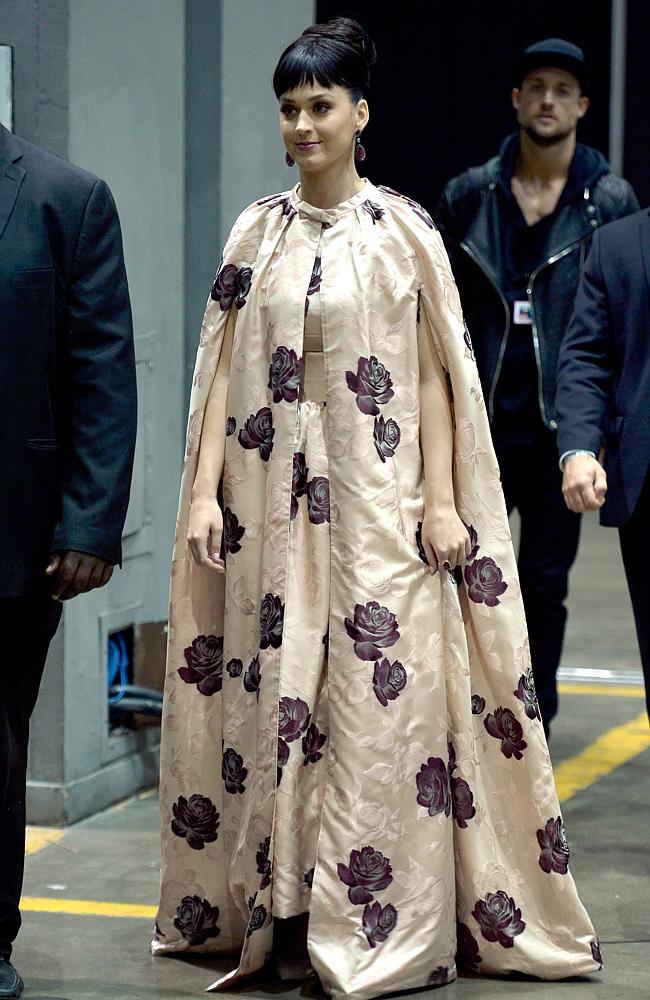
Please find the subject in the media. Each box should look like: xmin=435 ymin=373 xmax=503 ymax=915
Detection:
xmin=460 ymin=240 xmax=510 ymax=422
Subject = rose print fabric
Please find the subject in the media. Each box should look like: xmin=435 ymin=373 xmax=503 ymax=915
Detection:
xmin=153 ymin=181 xmax=600 ymax=1000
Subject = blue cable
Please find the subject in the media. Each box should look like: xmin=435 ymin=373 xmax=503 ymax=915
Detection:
xmin=108 ymin=633 xmax=130 ymax=705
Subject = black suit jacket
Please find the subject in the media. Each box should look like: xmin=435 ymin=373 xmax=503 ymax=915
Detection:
xmin=0 ymin=124 xmax=136 ymax=596
xmin=556 ymin=208 xmax=650 ymax=527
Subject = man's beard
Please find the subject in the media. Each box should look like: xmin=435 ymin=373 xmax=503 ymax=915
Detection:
xmin=522 ymin=122 xmax=573 ymax=148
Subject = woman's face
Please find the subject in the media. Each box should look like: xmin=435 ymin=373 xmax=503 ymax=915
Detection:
xmin=279 ymin=82 xmax=368 ymax=174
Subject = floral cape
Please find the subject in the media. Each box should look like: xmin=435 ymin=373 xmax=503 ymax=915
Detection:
xmin=153 ymin=181 xmax=599 ymax=999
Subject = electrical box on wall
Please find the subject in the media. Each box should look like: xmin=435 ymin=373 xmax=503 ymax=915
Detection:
xmin=0 ymin=45 xmax=13 ymax=130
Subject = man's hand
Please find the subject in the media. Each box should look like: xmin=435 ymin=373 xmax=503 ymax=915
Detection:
xmin=46 ymin=551 xmax=114 ymax=601
xmin=562 ymin=454 xmax=607 ymax=513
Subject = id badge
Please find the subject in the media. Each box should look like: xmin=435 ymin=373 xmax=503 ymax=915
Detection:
xmin=514 ymin=300 xmax=533 ymax=325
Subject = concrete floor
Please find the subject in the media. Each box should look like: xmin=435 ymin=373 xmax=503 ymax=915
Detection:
xmin=14 ymin=514 xmax=650 ymax=1000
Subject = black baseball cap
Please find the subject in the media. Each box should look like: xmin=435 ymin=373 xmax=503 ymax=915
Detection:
xmin=514 ymin=38 xmax=588 ymax=92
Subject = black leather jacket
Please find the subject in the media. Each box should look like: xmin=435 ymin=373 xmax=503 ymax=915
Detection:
xmin=435 ymin=138 xmax=639 ymax=430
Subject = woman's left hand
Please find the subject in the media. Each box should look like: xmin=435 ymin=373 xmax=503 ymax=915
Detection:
xmin=420 ymin=507 xmax=471 ymax=575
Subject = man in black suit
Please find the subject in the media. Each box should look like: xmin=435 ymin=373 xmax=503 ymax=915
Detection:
xmin=0 ymin=122 xmax=136 ymax=997
xmin=556 ymin=208 xmax=650 ymax=721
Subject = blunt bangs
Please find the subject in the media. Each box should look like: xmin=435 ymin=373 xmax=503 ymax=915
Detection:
xmin=273 ymin=40 xmax=364 ymax=102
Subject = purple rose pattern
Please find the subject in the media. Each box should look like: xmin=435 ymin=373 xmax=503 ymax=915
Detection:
xmin=344 ymin=600 xmax=400 ymax=661
xmin=223 ymin=507 xmax=245 ymax=556
xmin=256 ymin=836 xmax=272 ymax=890
xmin=465 ymin=556 xmax=508 ymax=607
xmin=361 ymin=199 xmax=385 ymax=224
xmin=173 ymin=896 xmax=221 ymax=947
xmin=514 ymin=668 xmax=542 ymax=722
xmin=304 ymin=256 xmax=322 ymax=314
xmin=372 ymin=658 xmax=407 ymax=706
xmin=457 ymin=921 xmax=482 ymax=971
xmin=591 ymin=939 xmax=603 ymax=968
xmin=226 ymin=416 xmax=236 ymax=436
xmin=428 ymin=967 xmax=449 ymax=986
xmin=463 ymin=522 xmax=479 ymax=561
xmin=178 ymin=635 xmax=223 ymax=697
xmin=226 ymin=658 xmax=243 ymax=678
xmin=471 ymin=694 xmax=486 ymax=715
xmin=373 ymin=415 xmax=401 ymax=462
xmin=222 ymin=748 xmax=247 ymax=795
xmin=416 ymin=522 xmax=429 ymax=565
xmin=346 ymin=355 xmax=395 ymax=416
xmin=278 ymin=695 xmax=310 ymax=743
xmin=256 ymin=193 xmax=297 ymax=219
xmin=472 ymin=891 xmax=526 ymax=949
xmin=171 ymin=794 xmax=220 ymax=850
xmin=304 ymin=868 xmax=315 ymax=889
xmin=377 ymin=185 xmax=435 ymax=228
xmin=246 ymin=903 xmax=267 ymax=938
xmin=243 ymin=654 xmax=261 ymax=694
xmin=416 ymin=757 xmax=451 ymax=818
xmin=323 ymin=630 xmax=329 ymax=658
xmin=238 ymin=407 xmax=274 ymax=462
xmin=362 ymin=901 xmax=398 ymax=948
xmin=291 ymin=452 xmax=309 ymax=521
xmin=451 ymin=775 xmax=476 ymax=829
xmin=211 ymin=263 xmax=252 ymax=311
xmin=537 ymin=817 xmax=569 ymax=875
xmin=463 ymin=323 xmax=475 ymax=359
xmin=307 ymin=476 xmax=330 ymax=524
xmin=302 ymin=722 xmax=327 ymax=765
xmin=277 ymin=736 xmax=290 ymax=785
xmin=337 ymin=846 xmax=393 ymax=905
xmin=260 ymin=593 xmax=285 ymax=650
xmin=484 ymin=708 xmax=528 ymax=761
xmin=269 ymin=346 xmax=302 ymax=404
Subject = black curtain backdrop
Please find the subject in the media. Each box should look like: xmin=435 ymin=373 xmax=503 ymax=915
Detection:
xmin=315 ymin=1 xmax=616 ymax=213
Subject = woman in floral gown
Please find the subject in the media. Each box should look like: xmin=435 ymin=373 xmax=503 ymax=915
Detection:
xmin=152 ymin=17 xmax=602 ymax=1000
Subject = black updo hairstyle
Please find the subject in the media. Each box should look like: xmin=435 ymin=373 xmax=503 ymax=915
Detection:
xmin=273 ymin=17 xmax=377 ymax=103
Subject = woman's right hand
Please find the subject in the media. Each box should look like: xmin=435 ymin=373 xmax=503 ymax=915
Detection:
xmin=187 ymin=495 xmax=225 ymax=572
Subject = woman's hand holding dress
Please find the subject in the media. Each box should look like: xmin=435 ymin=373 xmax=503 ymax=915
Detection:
xmin=187 ymin=495 xmax=225 ymax=572
xmin=420 ymin=506 xmax=471 ymax=574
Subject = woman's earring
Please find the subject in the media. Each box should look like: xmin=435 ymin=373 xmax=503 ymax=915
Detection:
xmin=285 ymin=151 xmax=295 ymax=167
xmin=354 ymin=131 xmax=366 ymax=162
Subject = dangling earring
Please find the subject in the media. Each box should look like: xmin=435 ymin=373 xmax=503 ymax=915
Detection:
xmin=285 ymin=151 xmax=295 ymax=167
xmin=354 ymin=130 xmax=366 ymax=162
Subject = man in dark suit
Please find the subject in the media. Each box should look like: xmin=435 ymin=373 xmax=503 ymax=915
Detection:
xmin=0 ymin=122 xmax=136 ymax=997
xmin=556 ymin=208 xmax=650 ymax=721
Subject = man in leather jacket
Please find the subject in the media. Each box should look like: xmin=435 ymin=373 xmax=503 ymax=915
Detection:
xmin=435 ymin=39 xmax=638 ymax=734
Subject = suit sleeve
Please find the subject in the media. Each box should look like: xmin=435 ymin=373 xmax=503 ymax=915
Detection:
xmin=555 ymin=229 xmax=615 ymax=459
xmin=52 ymin=178 xmax=137 ymax=564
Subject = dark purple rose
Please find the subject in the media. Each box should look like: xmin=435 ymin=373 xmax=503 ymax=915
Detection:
xmin=269 ymin=346 xmax=302 ymax=404
xmin=223 ymin=507 xmax=245 ymax=556
xmin=451 ymin=776 xmax=476 ymax=829
xmin=428 ymin=967 xmax=449 ymax=986
xmin=463 ymin=324 xmax=474 ymax=358
xmin=178 ymin=635 xmax=223 ymax=697
xmin=464 ymin=556 xmax=508 ymax=607
xmin=591 ymin=939 xmax=603 ymax=968
xmin=514 ymin=669 xmax=542 ymax=721
xmin=457 ymin=921 xmax=482 ymax=971
xmin=226 ymin=658 xmax=243 ymax=678
xmin=292 ymin=452 xmax=309 ymax=496
xmin=302 ymin=722 xmax=327 ymax=765
xmin=537 ymin=817 xmax=569 ymax=875
xmin=372 ymin=658 xmax=407 ymax=707
xmin=211 ymin=263 xmax=252 ymax=310
xmin=322 ymin=631 xmax=329 ymax=657
xmin=171 ymin=794 xmax=220 ymax=850
xmin=416 ymin=757 xmax=451 ymax=818
xmin=344 ymin=600 xmax=400 ymax=661
xmin=361 ymin=199 xmax=386 ymax=224
xmin=256 ymin=836 xmax=272 ymax=890
xmin=246 ymin=903 xmax=267 ymax=938
xmin=337 ymin=846 xmax=393 ymax=906
xmin=377 ymin=186 xmax=435 ymax=228
xmin=226 ymin=416 xmax=236 ymax=436
xmin=256 ymin=194 xmax=297 ymax=219
xmin=463 ymin=522 xmax=479 ymax=561
xmin=243 ymin=654 xmax=261 ymax=694
xmin=346 ymin=355 xmax=395 ymax=416
xmin=307 ymin=476 xmax=330 ymax=524
xmin=222 ymin=747 xmax=247 ymax=794
xmin=373 ymin=415 xmax=401 ymax=462
xmin=362 ymin=901 xmax=398 ymax=948
xmin=471 ymin=694 xmax=486 ymax=715
xmin=277 ymin=736 xmax=290 ymax=785
xmin=278 ymin=696 xmax=310 ymax=743
xmin=484 ymin=708 xmax=528 ymax=760
xmin=260 ymin=593 xmax=284 ymax=650
xmin=308 ymin=256 xmax=322 ymax=296
xmin=238 ymin=407 xmax=274 ymax=461
xmin=173 ymin=895 xmax=221 ymax=946
xmin=416 ymin=522 xmax=428 ymax=565
xmin=472 ymin=891 xmax=526 ymax=948
xmin=304 ymin=868 xmax=314 ymax=889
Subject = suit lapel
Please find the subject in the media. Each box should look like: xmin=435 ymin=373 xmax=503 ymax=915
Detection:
xmin=0 ymin=125 xmax=26 ymax=245
xmin=638 ymin=210 xmax=650 ymax=302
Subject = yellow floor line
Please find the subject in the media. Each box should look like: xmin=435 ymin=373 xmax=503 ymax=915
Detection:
xmin=556 ymin=710 xmax=650 ymax=802
xmin=21 ymin=896 xmax=156 ymax=919
xmin=24 ymin=828 xmax=65 ymax=855
xmin=558 ymin=682 xmax=646 ymax=699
